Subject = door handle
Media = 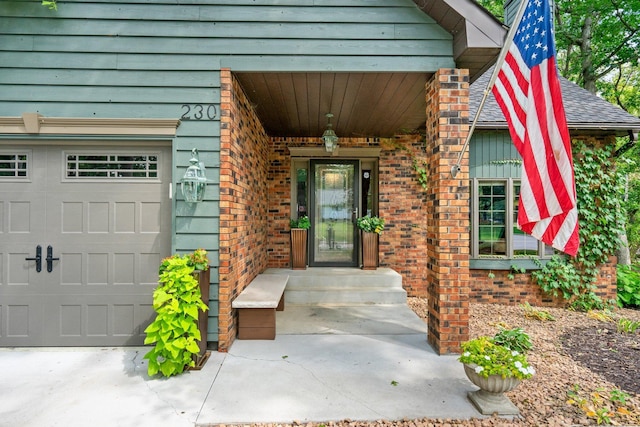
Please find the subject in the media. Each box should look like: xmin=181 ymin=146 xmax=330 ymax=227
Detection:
xmin=25 ymin=245 xmax=42 ymax=273
xmin=46 ymin=245 xmax=60 ymax=273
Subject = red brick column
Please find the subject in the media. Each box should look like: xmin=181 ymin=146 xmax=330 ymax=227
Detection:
xmin=424 ymin=68 xmax=470 ymax=355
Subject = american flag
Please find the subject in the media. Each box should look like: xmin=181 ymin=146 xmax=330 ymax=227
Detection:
xmin=491 ymin=0 xmax=579 ymax=256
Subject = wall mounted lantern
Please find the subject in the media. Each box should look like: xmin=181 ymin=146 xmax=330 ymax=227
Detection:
xmin=181 ymin=148 xmax=208 ymax=203
xmin=321 ymin=113 xmax=339 ymax=153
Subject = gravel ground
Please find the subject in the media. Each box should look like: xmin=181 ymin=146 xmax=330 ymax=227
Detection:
xmin=218 ymin=300 xmax=640 ymax=427
xmin=406 ymin=299 xmax=640 ymax=426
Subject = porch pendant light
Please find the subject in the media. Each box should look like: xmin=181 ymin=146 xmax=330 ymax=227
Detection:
xmin=181 ymin=148 xmax=208 ymax=203
xmin=322 ymin=113 xmax=339 ymax=153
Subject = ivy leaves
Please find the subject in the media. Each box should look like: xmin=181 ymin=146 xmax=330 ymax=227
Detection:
xmin=533 ymin=141 xmax=625 ymax=310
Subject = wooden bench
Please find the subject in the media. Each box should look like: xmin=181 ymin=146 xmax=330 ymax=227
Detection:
xmin=232 ymin=274 xmax=289 ymax=340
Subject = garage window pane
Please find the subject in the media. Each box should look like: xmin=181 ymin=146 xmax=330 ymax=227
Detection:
xmin=66 ymin=154 xmax=158 ymax=179
xmin=0 ymin=154 xmax=28 ymax=178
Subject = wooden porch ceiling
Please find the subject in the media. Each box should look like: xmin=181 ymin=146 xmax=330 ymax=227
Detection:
xmin=234 ymin=72 xmax=431 ymax=138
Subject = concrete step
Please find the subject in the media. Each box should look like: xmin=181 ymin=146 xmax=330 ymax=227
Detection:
xmin=263 ymin=267 xmax=406 ymax=306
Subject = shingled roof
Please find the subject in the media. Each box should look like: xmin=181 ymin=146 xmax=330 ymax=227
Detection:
xmin=470 ymin=67 xmax=640 ymax=136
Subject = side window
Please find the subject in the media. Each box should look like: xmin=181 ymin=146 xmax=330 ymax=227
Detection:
xmin=473 ymin=178 xmax=552 ymax=259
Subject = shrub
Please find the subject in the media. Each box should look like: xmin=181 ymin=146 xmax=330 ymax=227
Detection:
xmin=617 ymin=263 xmax=640 ymax=308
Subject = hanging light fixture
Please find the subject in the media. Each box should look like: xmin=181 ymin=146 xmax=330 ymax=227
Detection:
xmin=321 ymin=113 xmax=339 ymax=153
xmin=181 ymin=148 xmax=208 ymax=203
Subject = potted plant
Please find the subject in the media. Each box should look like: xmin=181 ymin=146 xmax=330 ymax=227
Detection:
xmin=290 ymin=215 xmax=310 ymax=270
xmin=356 ymin=215 xmax=385 ymax=270
xmin=459 ymin=327 xmax=535 ymax=415
xmin=143 ymin=250 xmax=209 ymax=377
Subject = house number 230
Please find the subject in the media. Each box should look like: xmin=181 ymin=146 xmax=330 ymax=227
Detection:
xmin=181 ymin=104 xmax=217 ymax=121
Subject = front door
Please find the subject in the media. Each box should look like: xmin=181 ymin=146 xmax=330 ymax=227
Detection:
xmin=309 ymin=160 xmax=359 ymax=267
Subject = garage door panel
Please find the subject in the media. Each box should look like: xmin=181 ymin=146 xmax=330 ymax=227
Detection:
xmin=0 ymin=295 xmax=44 ymax=345
xmin=42 ymin=295 xmax=155 ymax=346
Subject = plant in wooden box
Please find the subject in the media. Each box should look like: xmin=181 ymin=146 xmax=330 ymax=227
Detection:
xmin=459 ymin=327 xmax=535 ymax=415
xmin=356 ymin=215 xmax=385 ymax=270
xmin=143 ymin=251 xmax=209 ymax=377
xmin=290 ymin=215 xmax=310 ymax=270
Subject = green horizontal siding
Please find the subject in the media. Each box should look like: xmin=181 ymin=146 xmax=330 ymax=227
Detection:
xmin=470 ymin=132 xmax=522 ymax=179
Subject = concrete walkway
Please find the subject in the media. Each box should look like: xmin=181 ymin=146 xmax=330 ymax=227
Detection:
xmin=0 ymin=305 xmax=481 ymax=426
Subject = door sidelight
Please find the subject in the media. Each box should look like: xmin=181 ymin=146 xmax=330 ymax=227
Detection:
xmin=46 ymin=245 xmax=60 ymax=273
xmin=25 ymin=245 xmax=42 ymax=273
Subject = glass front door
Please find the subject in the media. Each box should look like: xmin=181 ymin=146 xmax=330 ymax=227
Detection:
xmin=309 ymin=160 xmax=359 ymax=266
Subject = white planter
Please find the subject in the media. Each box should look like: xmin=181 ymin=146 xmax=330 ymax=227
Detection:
xmin=463 ymin=363 xmax=522 ymax=415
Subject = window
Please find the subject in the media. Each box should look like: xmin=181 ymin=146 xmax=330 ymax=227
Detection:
xmin=0 ymin=152 xmax=28 ymax=178
xmin=472 ymin=178 xmax=553 ymax=259
xmin=66 ymin=153 xmax=158 ymax=179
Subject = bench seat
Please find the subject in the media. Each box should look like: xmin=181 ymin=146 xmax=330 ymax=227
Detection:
xmin=232 ymin=274 xmax=288 ymax=340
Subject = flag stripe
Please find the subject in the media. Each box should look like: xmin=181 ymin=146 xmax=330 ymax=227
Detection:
xmin=490 ymin=0 xmax=579 ymax=256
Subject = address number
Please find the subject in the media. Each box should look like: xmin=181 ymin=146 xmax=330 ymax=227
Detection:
xmin=181 ymin=104 xmax=217 ymax=121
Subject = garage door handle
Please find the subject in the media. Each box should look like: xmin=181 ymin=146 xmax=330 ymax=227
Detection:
xmin=25 ymin=245 xmax=42 ymax=273
xmin=46 ymin=245 xmax=60 ymax=273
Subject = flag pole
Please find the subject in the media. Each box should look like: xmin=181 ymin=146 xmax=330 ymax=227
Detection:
xmin=451 ymin=0 xmax=531 ymax=178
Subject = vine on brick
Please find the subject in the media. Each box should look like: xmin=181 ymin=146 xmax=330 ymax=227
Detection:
xmin=532 ymin=141 xmax=625 ymax=310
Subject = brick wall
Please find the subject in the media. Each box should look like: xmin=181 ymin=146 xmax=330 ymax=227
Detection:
xmin=424 ymin=69 xmax=470 ymax=355
xmin=218 ymin=69 xmax=270 ymax=351
xmin=266 ymin=135 xmax=431 ymax=295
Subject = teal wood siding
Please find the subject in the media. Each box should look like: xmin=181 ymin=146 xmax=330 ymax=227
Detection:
xmin=0 ymin=0 xmax=454 ymax=345
xmin=470 ymin=132 xmax=522 ymax=179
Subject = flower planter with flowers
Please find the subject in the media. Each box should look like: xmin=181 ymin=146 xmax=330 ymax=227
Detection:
xmin=459 ymin=328 xmax=535 ymax=415
xmin=356 ymin=215 xmax=385 ymax=270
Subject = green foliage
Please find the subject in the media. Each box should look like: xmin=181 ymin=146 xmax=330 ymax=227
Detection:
xmin=41 ymin=0 xmax=57 ymax=10
xmin=411 ymin=159 xmax=428 ymax=191
xmin=521 ymin=302 xmax=556 ymax=321
xmin=617 ymin=318 xmax=640 ymax=334
xmin=617 ymin=264 xmax=640 ymax=308
xmin=492 ymin=327 xmax=533 ymax=354
xmin=290 ymin=215 xmax=310 ymax=230
xmin=144 ymin=253 xmax=209 ymax=377
xmin=532 ymin=142 xmax=625 ymax=311
xmin=188 ymin=248 xmax=210 ymax=272
xmin=356 ymin=215 xmax=385 ymax=234
xmin=507 ymin=264 xmax=526 ymax=280
xmin=459 ymin=335 xmax=535 ymax=380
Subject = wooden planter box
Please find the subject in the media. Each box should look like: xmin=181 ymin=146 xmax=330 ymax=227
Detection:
xmin=290 ymin=228 xmax=308 ymax=270
xmin=192 ymin=268 xmax=210 ymax=369
xmin=361 ymin=231 xmax=379 ymax=270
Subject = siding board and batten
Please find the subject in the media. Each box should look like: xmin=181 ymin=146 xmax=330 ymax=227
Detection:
xmin=0 ymin=0 xmax=455 ymax=346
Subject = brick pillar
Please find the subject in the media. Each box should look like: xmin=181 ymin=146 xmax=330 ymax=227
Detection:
xmin=218 ymin=68 xmax=234 ymax=351
xmin=424 ymin=69 xmax=470 ymax=355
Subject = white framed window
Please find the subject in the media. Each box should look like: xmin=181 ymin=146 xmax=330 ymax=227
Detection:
xmin=0 ymin=152 xmax=29 ymax=179
xmin=65 ymin=152 xmax=159 ymax=179
xmin=471 ymin=178 xmax=553 ymax=259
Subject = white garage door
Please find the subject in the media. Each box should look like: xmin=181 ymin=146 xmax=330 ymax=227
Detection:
xmin=0 ymin=145 xmax=171 ymax=346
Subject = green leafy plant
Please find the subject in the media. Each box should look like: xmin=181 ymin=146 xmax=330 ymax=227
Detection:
xmin=356 ymin=215 xmax=385 ymax=234
xmin=459 ymin=330 xmax=535 ymax=380
xmin=507 ymin=264 xmax=526 ymax=280
xmin=492 ymin=327 xmax=533 ymax=354
xmin=617 ymin=263 xmax=640 ymax=308
xmin=290 ymin=215 xmax=311 ymax=230
xmin=617 ymin=317 xmax=640 ymax=334
xmin=521 ymin=302 xmax=556 ymax=321
xmin=144 ymin=252 xmax=209 ymax=377
xmin=41 ymin=0 xmax=57 ymax=10
xmin=188 ymin=248 xmax=210 ymax=271
xmin=532 ymin=142 xmax=626 ymax=311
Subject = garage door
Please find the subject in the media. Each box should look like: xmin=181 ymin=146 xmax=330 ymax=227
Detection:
xmin=0 ymin=145 xmax=171 ymax=346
